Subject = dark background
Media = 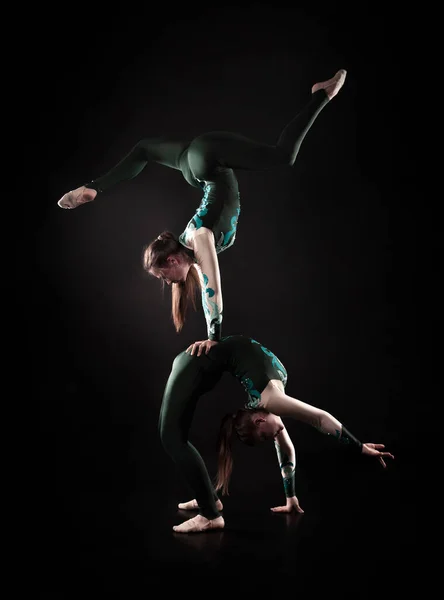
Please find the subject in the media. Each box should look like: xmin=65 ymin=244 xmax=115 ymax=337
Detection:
xmin=30 ymin=5 xmax=422 ymax=597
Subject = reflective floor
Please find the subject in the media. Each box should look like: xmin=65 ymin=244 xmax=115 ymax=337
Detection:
xmin=36 ymin=444 xmax=415 ymax=596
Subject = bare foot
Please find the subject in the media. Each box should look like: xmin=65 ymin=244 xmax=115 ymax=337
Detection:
xmin=173 ymin=514 xmax=225 ymax=533
xmin=57 ymin=185 xmax=97 ymax=209
xmin=178 ymin=498 xmax=224 ymax=511
xmin=311 ymin=69 xmax=347 ymax=100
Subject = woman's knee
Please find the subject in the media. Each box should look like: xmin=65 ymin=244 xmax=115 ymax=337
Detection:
xmin=159 ymin=420 xmax=185 ymax=455
xmin=274 ymin=146 xmax=295 ymax=167
xmin=159 ymin=420 xmax=175 ymax=450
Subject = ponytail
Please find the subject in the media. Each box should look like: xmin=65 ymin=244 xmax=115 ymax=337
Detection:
xmin=171 ymin=266 xmax=201 ymax=333
xmin=215 ymin=413 xmax=236 ymax=496
xmin=214 ymin=408 xmax=266 ymax=495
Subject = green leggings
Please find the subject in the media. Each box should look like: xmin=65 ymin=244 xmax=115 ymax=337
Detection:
xmin=158 ymin=351 xmax=224 ymax=519
xmin=87 ymin=90 xmax=329 ymax=194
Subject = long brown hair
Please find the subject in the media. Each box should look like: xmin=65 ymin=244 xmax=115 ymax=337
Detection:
xmin=142 ymin=230 xmax=201 ymax=333
xmin=214 ymin=408 xmax=262 ymax=496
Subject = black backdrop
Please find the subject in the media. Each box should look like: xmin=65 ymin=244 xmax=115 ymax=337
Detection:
xmin=28 ymin=4 xmax=422 ymax=595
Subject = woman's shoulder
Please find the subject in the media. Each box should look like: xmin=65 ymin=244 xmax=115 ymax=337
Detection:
xmin=193 ymin=227 xmax=214 ymax=241
xmin=179 ymin=225 xmax=214 ymax=249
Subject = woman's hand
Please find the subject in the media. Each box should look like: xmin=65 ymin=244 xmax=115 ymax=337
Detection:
xmin=186 ymin=340 xmax=219 ymax=356
xmin=270 ymin=496 xmax=304 ymax=514
xmin=362 ymin=443 xmax=395 ymax=468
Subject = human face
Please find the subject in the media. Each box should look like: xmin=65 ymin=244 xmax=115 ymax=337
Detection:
xmin=154 ymin=255 xmax=191 ymax=285
xmin=254 ymin=413 xmax=284 ymax=443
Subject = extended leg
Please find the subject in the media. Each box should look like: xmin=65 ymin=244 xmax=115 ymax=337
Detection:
xmin=58 ymin=137 xmax=190 ymax=209
xmin=186 ymin=70 xmax=346 ymax=180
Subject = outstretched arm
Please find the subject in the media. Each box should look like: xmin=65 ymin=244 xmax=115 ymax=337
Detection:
xmin=270 ymin=423 xmax=304 ymax=514
xmin=192 ymin=227 xmax=223 ymax=343
xmin=262 ymin=385 xmax=395 ymax=469
xmin=324 ymin=424 xmax=395 ymax=469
